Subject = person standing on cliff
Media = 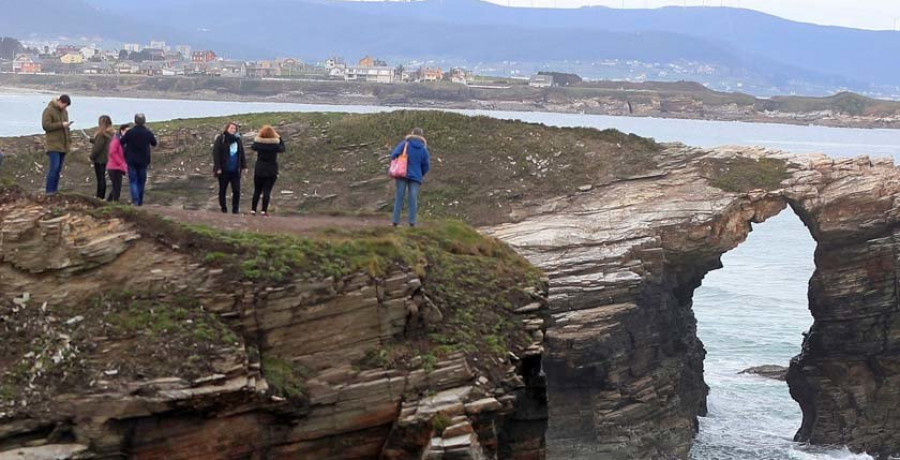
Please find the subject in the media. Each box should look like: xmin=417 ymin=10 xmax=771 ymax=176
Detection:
xmin=106 ymin=123 xmax=130 ymax=202
xmin=250 ymin=125 xmax=286 ymax=216
xmin=41 ymin=94 xmax=72 ymax=194
xmin=390 ymin=127 xmax=430 ymax=227
xmin=89 ymin=115 xmax=113 ymax=200
xmin=212 ymin=121 xmax=247 ymax=214
xmin=121 ymin=113 xmax=157 ymax=206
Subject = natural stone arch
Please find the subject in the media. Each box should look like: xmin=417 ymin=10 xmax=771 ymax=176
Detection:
xmin=487 ymin=148 xmax=900 ymax=459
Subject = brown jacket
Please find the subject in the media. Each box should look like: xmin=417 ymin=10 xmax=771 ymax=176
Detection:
xmin=90 ymin=129 xmax=113 ymax=164
xmin=41 ymin=99 xmax=71 ymax=153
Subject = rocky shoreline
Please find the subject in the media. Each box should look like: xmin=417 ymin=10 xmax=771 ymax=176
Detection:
xmin=2 ymin=74 xmax=900 ymax=130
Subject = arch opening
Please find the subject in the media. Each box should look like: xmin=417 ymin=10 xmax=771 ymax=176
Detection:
xmin=688 ymin=209 xmax=870 ymax=459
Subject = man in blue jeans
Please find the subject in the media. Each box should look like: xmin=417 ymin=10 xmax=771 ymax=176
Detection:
xmin=390 ymin=127 xmax=431 ymax=227
xmin=120 ymin=113 xmax=157 ymax=206
xmin=41 ymin=95 xmax=72 ymax=194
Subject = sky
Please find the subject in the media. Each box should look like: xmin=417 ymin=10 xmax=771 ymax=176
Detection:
xmin=481 ymin=0 xmax=900 ymax=31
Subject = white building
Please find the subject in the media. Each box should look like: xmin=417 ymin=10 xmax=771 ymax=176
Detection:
xmin=325 ymin=57 xmax=345 ymax=69
xmin=329 ymin=66 xmax=346 ymax=78
xmin=149 ymin=41 xmax=166 ymax=50
xmin=122 ymin=43 xmax=141 ymax=52
xmin=529 ymin=74 xmax=554 ymax=88
xmin=345 ymin=66 xmax=395 ymax=84
xmin=80 ymin=46 xmax=97 ymax=59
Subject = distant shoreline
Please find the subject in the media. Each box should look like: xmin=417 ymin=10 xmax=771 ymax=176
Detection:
xmin=0 ymin=85 xmax=56 ymax=95
xmin=1 ymin=74 xmax=898 ymax=130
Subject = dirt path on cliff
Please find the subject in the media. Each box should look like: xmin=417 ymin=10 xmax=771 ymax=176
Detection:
xmin=144 ymin=206 xmax=393 ymax=236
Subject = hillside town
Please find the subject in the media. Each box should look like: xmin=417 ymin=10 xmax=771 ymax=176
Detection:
xmin=0 ymin=38 xmax=566 ymax=88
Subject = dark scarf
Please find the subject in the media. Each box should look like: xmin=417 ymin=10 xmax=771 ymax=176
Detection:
xmin=222 ymin=132 xmax=240 ymax=145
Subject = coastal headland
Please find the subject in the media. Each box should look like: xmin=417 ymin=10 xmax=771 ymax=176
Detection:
xmin=1 ymin=111 xmax=899 ymax=459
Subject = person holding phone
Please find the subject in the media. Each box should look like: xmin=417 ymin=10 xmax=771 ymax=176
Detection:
xmin=41 ymin=95 xmax=72 ymax=194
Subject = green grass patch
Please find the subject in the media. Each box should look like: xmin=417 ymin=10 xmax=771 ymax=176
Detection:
xmin=181 ymin=217 xmax=534 ymax=284
xmin=0 ymin=288 xmax=245 ymax=411
xmin=2 ymin=109 xmax=662 ymax=225
xmin=705 ymin=157 xmax=790 ymax=193
xmin=104 ymin=297 xmax=236 ymax=345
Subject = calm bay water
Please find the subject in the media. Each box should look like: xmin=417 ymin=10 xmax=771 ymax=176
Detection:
xmin=2 ymin=90 xmax=896 ymax=459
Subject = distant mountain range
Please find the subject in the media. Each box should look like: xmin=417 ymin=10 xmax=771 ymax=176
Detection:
xmin=3 ymin=0 xmax=898 ymax=96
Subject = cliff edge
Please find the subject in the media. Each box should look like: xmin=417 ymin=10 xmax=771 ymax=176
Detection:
xmin=0 ymin=190 xmax=549 ymax=459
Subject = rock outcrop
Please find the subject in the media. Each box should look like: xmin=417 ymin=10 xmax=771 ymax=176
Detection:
xmin=486 ymin=146 xmax=900 ymax=459
xmin=739 ymin=365 xmax=789 ymax=381
xmin=0 ymin=192 xmax=549 ymax=459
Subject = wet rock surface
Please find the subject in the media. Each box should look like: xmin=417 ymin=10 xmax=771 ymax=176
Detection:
xmin=739 ymin=365 xmax=789 ymax=381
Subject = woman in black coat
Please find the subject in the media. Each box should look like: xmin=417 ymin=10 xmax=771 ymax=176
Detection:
xmin=250 ymin=124 xmax=286 ymax=216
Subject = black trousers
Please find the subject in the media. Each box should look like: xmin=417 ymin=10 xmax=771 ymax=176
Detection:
xmin=93 ymin=162 xmax=107 ymax=199
xmin=218 ymin=172 xmax=241 ymax=213
xmin=252 ymin=175 xmax=277 ymax=213
xmin=107 ymin=170 xmax=124 ymax=202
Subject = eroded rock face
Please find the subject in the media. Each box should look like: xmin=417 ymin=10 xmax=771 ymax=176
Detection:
xmin=4 ymin=143 xmax=899 ymax=459
xmin=0 ymin=193 xmax=549 ymax=459
xmin=487 ymin=147 xmax=900 ymax=459
xmin=783 ymin=156 xmax=900 ymax=459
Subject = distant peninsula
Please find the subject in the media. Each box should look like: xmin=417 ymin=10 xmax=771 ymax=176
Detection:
xmin=3 ymin=74 xmax=900 ymax=130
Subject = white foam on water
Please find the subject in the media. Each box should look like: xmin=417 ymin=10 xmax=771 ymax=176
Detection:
xmin=691 ymin=212 xmax=874 ymax=459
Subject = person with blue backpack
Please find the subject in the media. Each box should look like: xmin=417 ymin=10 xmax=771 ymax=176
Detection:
xmin=389 ymin=127 xmax=430 ymax=227
xmin=212 ymin=121 xmax=247 ymax=214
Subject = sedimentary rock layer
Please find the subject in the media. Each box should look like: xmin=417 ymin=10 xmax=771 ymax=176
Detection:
xmin=487 ymin=146 xmax=900 ymax=459
xmin=0 ymin=193 xmax=548 ymax=459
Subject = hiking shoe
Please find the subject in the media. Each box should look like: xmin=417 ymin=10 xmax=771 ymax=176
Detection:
xmin=250 ymin=210 xmax=256 ymax=216
xmin=261 ymin=211 xmax=269 ymax=217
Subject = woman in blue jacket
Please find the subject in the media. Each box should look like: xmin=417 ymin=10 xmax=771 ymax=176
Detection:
xmin=390 ymin=127 xmax=430 ymax=227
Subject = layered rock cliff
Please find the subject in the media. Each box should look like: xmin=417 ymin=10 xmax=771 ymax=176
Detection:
xmin=487 ymin=146 xmax=900 ymax=459
xmin=0 ymin=191 xmax=549 ymax=459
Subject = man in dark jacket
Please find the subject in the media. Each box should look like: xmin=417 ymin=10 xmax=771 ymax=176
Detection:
xmin=120 ymin=113 xmax=157 ymax=206
xmin=390 ymin=127 xmax=431 ymax=227
xmin=41 ymin=95 xmax=72 ymax=194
